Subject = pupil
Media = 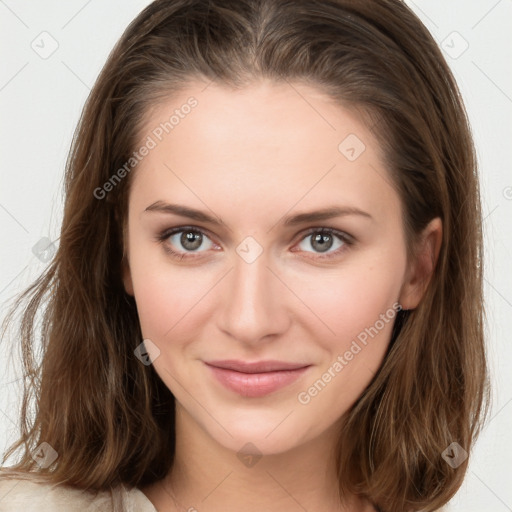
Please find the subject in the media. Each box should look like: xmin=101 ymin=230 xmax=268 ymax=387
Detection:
xmin=312 ymin=233 xmax=332 ymax=253
xmin=181 ymin=231 xmax=202 ymax=251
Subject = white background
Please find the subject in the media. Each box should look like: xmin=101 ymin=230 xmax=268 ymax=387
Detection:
xmin=0 ymin=1 xmax=511 ymax=510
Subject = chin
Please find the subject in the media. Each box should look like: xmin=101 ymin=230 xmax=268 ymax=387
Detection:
xmin=201 ymin=408 xmax=315 ymax=456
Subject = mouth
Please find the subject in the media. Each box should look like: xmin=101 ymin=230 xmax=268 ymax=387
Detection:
xmin=204 ymin=360 xmax=311 ymax=398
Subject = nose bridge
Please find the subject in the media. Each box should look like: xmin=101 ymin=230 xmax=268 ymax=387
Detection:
xmin=218 ymin=243 xmax=288 ymax=343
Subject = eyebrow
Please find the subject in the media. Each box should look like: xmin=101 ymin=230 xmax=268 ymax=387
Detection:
xmin=143 ymin=201 xmax=373 ymax=226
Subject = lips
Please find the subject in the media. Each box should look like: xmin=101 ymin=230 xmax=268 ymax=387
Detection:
xmin=204 ymin=359 xmax=311 ymax=398
xmin=205 ymin=359 xmax=309 ymax=373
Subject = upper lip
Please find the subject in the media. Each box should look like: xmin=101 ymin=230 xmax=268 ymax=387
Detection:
xmin=205 ymin=360 xmax=310 ymax=373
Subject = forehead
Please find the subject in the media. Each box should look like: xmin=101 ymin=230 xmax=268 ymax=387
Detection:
xmin=129 ymin=79 xmax=400 ymax=225
xmin=139 ymin=78 xmax=372 ymax=168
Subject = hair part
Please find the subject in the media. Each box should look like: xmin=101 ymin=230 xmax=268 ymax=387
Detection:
xmin=1 ymin=1 xmax=489 ymax=511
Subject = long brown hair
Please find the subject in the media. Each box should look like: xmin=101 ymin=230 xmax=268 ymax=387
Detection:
xmin=0 ymin=1 xmax=489 ymax=511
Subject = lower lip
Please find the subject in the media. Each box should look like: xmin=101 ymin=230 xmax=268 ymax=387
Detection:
xmin=205 ymin=364 xmax=310 ymax=398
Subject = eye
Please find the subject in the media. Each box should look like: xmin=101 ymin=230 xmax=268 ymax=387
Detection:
xmin=156 ymin=225 xmax=354 ymax=261
xmin=293 ymin=228 xmax=353 ymax=259
xmin=156 ymin=226 xmax=219 ymax=259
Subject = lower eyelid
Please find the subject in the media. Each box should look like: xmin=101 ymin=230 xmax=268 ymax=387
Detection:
xmin=169 ymin=230 xmax=217 ymax=251
xmin=159 ymin=227 xmax=353 ymax=258
xmin=292 ymin=234 xmax=349 ymax=257
xmin=298 ymin=229 xmax=352 ymax=246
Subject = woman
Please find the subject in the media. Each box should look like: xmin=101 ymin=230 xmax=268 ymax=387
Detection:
xmin=0 ymin=0 xmax=489 ymax=511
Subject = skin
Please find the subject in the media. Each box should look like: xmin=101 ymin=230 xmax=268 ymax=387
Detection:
xmin=122 ymin=78 xmax=442 ymax=512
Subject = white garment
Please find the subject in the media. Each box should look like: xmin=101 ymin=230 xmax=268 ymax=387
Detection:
xmin=0 ymin=476 xmax=157 ymax=511
xmin=0 ymin=475 xmax=449 ymax=511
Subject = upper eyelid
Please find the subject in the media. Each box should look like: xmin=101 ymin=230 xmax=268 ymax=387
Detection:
xmin=294 ymin=228 xmax=353 ymax=250
xmin=162 ymin=225 xmax=219 ymax=245
xmin=161 ymin=225 xmax=352 ymax=249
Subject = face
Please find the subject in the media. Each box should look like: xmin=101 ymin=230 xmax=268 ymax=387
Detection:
xmin=122 ymin=78 xmax=421 ymax=455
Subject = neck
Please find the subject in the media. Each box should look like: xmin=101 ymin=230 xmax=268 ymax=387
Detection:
xmin=152 ymin=404 xmax=374 ymax=512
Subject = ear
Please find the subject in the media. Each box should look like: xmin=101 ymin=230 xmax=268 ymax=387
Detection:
xmin=120 ymin=216 xmax=134 ymax=296
xmin=398 ymin=217 xmax=442 ymax=310
xmin=122 ymin=255 xmax=134 ymax=296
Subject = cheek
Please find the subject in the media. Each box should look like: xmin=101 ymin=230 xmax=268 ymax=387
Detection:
xmin=128 ymin=244 xmax=212 ymax=342
xmin=295 ymin=271 xmax=401 ymax=418
xmin=288 ymin=250 xmax=405 ymax=348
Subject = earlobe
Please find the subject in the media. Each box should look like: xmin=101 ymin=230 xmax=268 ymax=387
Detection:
xmin=122 ymin=256 xmax=134 ymax=296
xmin=120 ymin=221 xmax=134 ymax=296
xmin=399 ymin=217 xmax=443 ymax=310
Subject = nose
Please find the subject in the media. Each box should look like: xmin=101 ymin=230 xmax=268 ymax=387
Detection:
xmin=216 ymin=246 xmax=291 ymax=346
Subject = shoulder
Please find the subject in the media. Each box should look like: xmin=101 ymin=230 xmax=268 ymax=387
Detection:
xmin=0 ymin=476 xmax=113 ymax=511
xmin=0 ymin=475 xmax=157 ymax=512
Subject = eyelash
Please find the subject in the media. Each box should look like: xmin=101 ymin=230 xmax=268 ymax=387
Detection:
xmin=155 ymin=225 xmax=354 ymax=261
